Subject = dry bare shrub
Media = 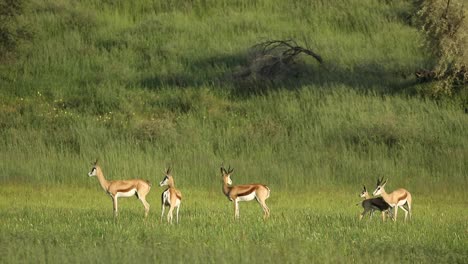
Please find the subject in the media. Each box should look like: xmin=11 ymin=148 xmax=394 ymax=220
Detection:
xmin=232 ymin=39 xmax=323 ymax=84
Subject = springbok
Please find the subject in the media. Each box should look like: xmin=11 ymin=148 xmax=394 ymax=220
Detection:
xmin=159 ymin=167 xmax=182 ymax=224
xmin=358 ymin=185 xmax=392 ymax=221
xmin=88 ymin=159 xmax=151 ymax=217
xmin=221 ymin=166 xmax=270 ymax=220
xmin=372 ymin=177 xmax=412 ymax=222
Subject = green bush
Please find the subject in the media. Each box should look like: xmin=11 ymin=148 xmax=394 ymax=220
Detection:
xmin=0 ymin=0 xmax=32 ymax=63
xmin=414 ymin=0 xmax=467 ymax=96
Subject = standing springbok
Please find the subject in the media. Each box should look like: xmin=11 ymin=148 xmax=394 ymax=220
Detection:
xmin=221 ymin=166 xmax=270 ymax=220
xmin=159 ymin=167 xmax=182 ymax=224
xmin=372 ymin=177 xmax=412 ymax=222
xmin=88 ymin=159 xmax=151 ymax=217
xmin=358 ymin=185 xmax=392 ymax=221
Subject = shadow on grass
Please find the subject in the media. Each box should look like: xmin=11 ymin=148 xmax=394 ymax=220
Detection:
xmin=139 ymin=53 xmax=418 ymax=98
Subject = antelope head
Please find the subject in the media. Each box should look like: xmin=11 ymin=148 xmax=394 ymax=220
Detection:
xmin=359 ymin=185 xmax=368 ymax=198
xmin=221 ymin=165 xmax=234 ymax=185
xmin=373 ymin=177 xmax=387 ymax=196
xmin=159 ymin=167 xmax=173 ymax=187
xmin=88 ymin=159 xmax=99 ymax=177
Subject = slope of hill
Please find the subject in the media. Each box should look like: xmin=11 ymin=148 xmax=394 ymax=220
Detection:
xmin=0 ymin=0 xmax=466 ymax=191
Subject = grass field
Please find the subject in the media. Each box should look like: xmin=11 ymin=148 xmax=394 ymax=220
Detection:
xmin=0 ymin=0 xmax=467 ymax=263
xmin=0 ymin=185 xmax=467 ymax=263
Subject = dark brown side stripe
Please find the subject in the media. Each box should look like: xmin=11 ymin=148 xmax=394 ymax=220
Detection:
xmin=397 ymin=192 xmax=408 ymax=202
xmin=237 ymin=186 xmax=256 ymax=197
xmin=117 ymin=186 xmax=136 ymax=193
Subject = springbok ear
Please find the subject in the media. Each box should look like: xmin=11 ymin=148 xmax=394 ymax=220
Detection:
xmin=363 ymin=185 xmax=366 ymax=191
xmin=377 ymin=177 xmax=384 ymax=186
xmin=93 ymin=158 xmax=98 ymax=165
xmin=226 ymin=165 xmax=234 ymax=174
xmin=381 ymin=179 xmax=388 ymax=187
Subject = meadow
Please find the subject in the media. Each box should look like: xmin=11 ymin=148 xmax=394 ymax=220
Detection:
xmin=0 ymin=0 xmax=467 ymax=263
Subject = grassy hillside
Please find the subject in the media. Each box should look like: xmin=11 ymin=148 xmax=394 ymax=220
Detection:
xmin=0 ymin=0 xmax=467 ymax=263
xmin=1 ymin=0 xmax=466 ymax=190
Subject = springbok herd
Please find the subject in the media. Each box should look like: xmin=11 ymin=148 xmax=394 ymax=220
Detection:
xmin=88 ymin=160 xmax=412 ymax=223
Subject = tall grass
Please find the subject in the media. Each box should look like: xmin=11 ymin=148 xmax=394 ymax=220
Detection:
xmin=1 ymin=87 xmax=466 ymax=194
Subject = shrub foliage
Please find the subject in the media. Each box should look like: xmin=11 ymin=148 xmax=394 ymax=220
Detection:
xmin=414 ymin=0 xmax=467 ymax=96
xmin=0 ymin=0 xmax=31 ymax=63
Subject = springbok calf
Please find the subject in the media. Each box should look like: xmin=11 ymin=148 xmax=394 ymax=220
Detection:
xmin=88 ymin=159 xmax=151 ymax=217
xmin=221 ymin=166 xmax=270 ymax=220
xmin=159 ymin=168 xmax=182 ymax=224
xmin=373 ymin=178 xmax=412 ymax=222
xmin=358 ymin=185 xmax=392 ymax=221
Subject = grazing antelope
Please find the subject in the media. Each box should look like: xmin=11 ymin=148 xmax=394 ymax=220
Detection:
xmin=221 ymin=166 xmax=270 ymax=220
xmin=358 ymin=185 xmax=392 ymax=221
xmin=87 ymin=159 xmax=151 ymax=218
xmin=159 ymin=167 xmax=182 ymax=224
xmin=373 ymin=177 xmax=412 ymax=222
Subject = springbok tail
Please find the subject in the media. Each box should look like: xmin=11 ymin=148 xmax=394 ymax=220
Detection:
xmin=265 ymin=185 xmax=271 ymax=199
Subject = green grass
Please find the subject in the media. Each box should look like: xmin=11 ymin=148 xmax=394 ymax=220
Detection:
xmin=1 ymin=185 xmax=466 ymax=263
xmin=0 ymin=0 xmax=467 ymax=262
xmin=1 ymin=88 xmax=466 ymax=192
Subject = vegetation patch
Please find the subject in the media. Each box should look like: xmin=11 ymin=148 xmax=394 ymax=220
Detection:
xmin=413 ymin=0 xmax=467 ymax=97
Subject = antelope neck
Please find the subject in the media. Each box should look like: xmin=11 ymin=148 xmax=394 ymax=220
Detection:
xmin=168 ymin=180 xmax=175 ymax=188
xmin=96 ymin=168 xmax=110 ymax=191
xmin=379 ymin=187 xmax=391 ymax=203
xmin=223 ymin=183 xmax=232 ymax=198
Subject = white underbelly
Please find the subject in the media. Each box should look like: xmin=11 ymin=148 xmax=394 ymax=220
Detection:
xmin=236 ymin=192 xmax=256 ymax=202
xmin=116 ymin=189 xmax=137 ymax=198
xmin=396 ymin=199 xmax=407 ymax=206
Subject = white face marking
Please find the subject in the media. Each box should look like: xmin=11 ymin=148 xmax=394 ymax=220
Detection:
xmin=115 ymin=189 xmax=137 ymax=198
xmin=227 ymin=175 xmax=232 ymax=185
xmin=88 ymin=167 xmax=96 ymax=177
xmin=236 ymin=191 xmax=256 ymax=202
xmin=159 ymin=176 xmax=169 ymax=186
xmin=373 ymin=187 xmax=381 ymax=196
